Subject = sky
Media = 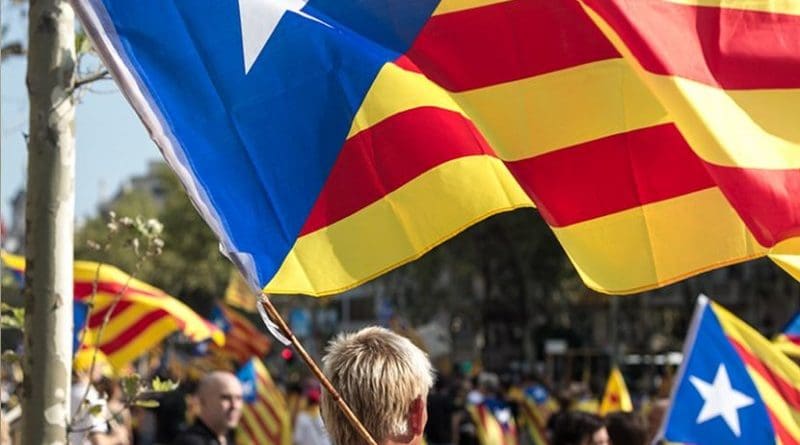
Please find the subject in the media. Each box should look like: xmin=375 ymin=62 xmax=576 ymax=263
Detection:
xmin=1 ymin=21 xmax=161 ymax=224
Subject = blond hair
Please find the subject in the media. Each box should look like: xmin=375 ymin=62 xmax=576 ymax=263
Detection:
xmin=321 ymin=326 xmax=434 ymax=444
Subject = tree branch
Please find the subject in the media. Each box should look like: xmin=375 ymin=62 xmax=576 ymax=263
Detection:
xmin=74 ymin=69 xmax=110 ymax=90
xmin=1 ymin=42 xmax=25 ymax=61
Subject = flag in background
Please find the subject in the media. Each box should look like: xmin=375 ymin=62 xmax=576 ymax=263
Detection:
xmin=659 ymin=296 xmax=800 ymax=445
xmin=210 ymin=303 xmax=271 ymax=365
xmin=72 ymin=0 xmax=800 ymax=297
xmin=224 ymin=269 xmax=258 ymax=313
xmin=3 ymin=251 xmax=224 ymax=368
xmin=519 ymin=385 xmax=551 ymax=445
xmin=467 ymin=401 xmax=520 ymax=445
xmin=775 ymin=312 xmax=800 ymax=358
xmin=599 ymin=367 xmax=633 ymax=416
xmin=236 ymin=358 xmax=292 ymax=445
xmin=1 ymin=250 xmax=24 ymax=287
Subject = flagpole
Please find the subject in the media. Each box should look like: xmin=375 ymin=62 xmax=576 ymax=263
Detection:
xmin=258 ymin=294 xmax=378 ymax=445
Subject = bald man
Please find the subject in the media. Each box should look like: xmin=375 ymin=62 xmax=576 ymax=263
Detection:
xmin=175 ymin=371 xmax=244 ymax=445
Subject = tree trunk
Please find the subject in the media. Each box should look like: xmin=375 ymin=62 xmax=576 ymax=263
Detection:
xmin=22 ymin=0 xmax=76 ymax=443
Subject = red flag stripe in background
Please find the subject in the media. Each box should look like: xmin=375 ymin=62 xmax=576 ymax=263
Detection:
xmin=237 ymin=359 xmax=291 ymax=445
xmin=213 ymin=305 xmax=270 ymax=365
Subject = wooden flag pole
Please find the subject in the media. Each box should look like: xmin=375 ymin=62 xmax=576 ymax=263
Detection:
xmin=258 ymin=294 xmax=378 ymax=445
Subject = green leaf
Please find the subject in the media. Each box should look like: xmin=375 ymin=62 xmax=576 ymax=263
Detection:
xmin=1 ymin=350 xmax=20 ymax=364
xmin=88 ymin=403 xmax=104 ymax=417
xmin=133 ymin=399 xmax=159 ymax=408
xmin=150 ymin=376 xmax=179 ymax=392
xmin=120 ymin=374 xmax=142 ymax=399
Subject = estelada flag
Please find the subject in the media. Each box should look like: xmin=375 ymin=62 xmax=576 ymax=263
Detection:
xmin=659 ymin=296 xmax=800 ymax=445
xmin=599 ymin=366 xmax=633 ymax=416
xmin=72 ymin=0 xmax=800 ymax=297
xmin=774 ymin=311 xmax=800 ymax=358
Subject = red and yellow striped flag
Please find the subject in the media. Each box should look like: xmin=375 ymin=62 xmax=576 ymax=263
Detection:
xmin=224 ymin=269 xmax=258 ymax=313
xmin=599 ymin=367 xmax=633 ymax=416
xmin=75 ymin=261 xmax=225 ymax=368
xmin=211 ymin=304 xmax=271 ymax=365
xmin=263 ymin=0 xmax=800 ymax=296
xmin=236 ymin=358 xmax=292 ymax=445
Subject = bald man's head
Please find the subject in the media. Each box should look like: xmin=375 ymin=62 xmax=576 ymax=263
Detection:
xmin=196 ymin=371 xmax=244 ymax=437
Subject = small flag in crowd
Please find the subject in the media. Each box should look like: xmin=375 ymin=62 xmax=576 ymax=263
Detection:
xmin=774 ymin=311 xmax=800 ymax=358
xmin=659 ymin=296 xmax=800 ymax=444
xmin=236 ymin=358 xmax=292 ymax=445
xmin=468 ymin=399 xmax=519 ymax=445
xmin=210 ymin=303 xmax=271 ymax=365
xmin=599 ymin=367 xmax=633 ymax=416
xmin=520 ymin=385 xmax=551 ymax=445
xmin=72 ymin=0 xmax=800 ymax=298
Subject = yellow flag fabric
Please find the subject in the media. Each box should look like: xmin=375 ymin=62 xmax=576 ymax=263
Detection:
xmin=224 ymin=269 xmax=258 ymax=313
xmin=599 ymin=367 xmax=633 ymax=415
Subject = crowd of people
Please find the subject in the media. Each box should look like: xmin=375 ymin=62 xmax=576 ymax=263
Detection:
xmin=2 ymin=326 xmax=669 ymax=445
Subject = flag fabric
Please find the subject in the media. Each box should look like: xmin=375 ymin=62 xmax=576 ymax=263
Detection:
xmin=224 ymin=269 xmax=258 ymax=313
xmin=775 ymin=312 xmax=800 ymax=358
xmin=467 ymin=399 xmax=519 ymax=445
xmin=519 ymin=385 xmax=551 ymax=445
xmin=659 ymin=296 xmax=800 ymax=445
xmin=599 ymin=367 xmax=633 ymax=416
xmin=210 ymin=303 xmax=271 ymax=365
xmin=0 ymin=250 xmax=25 ymax=286
xmin=236 ymin=358 xmax=292 ymax=445
xmin=4 ymin=251 xmax=224 ymax=368
xmin=72 ymin=0 xmax=800 ymax=297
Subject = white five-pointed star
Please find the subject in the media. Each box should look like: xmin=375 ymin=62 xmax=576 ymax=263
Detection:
xmin=689 ymin=364 xmax=754 ymax=437
xmin=238 ymin=0 xmax=331 ymax=74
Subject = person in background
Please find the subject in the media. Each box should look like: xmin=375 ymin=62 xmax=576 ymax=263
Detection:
xmin=605 ymin=412 xmax=647 ymax=445
xmin=320 ymin=326 xmax=434 ymax=445
xmin=551 ymin=411 xmax=609 ymax=445
xmin=293 ymin=384 xmax=331 ymax=445
xmin=173 ymin=371 xmax=243 ymax=445
xmin=69 ymin=352 xmax=130 ymax=445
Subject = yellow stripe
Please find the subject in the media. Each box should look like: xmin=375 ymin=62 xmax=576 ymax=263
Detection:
xmin=769 ymin=237 xmax=800 ymax=282
xmin=748 ymin=369 xmax=800 ymax=443
xmin=347 ymin=62 xmax=465 ymax=138
xmin=265 ymin=155 xmax=532 ymax=296
xmin=455 ymin=58 xmax=668 ymax=161
xmin=433 ymin=0 xmax=512 ymax=16
xmin=102 ymin=316 xmax=177 ymax=367
xmin=74 ymin=260 xmax=166 ymax=295
xmin=553 ymin=187 xmax=766 ymax=294
xmin=0 ymin=250 xmax=25 ymax=271
xmin=251 ymin=401 xmax=281 ymax=436
xmin=240 ymin=410 xmax=270 ymax=444
xmin=712 ymin=302 xmax=800 ymax=388
xmin=663 ymin=0 xmax=800 ymax=15
xmin=581 ymin=2 xmax=800 ymax=169
xmin=352 ymin=59 xmax=669 ymax=162
xmin=85 ymin=303 xmax=171 ymax=345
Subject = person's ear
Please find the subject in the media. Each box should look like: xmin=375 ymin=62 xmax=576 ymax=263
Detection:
xmin=408 ymin=396 xmax=425 ymax=435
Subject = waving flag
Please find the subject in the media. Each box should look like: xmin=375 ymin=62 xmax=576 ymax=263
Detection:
xmin=236 ymin=358 xmax=292 ymax=445
xmin=519 ymin=385 xmax=551 ymax=445
xmin=210 ymin=303 xmax=271 ymax=365
xmin=72 ymin=0 xmax=800 ymax=296
xmin=4 ymin=251 xmax=224 ymax=367
xmin=775 ymin=312 xmax=800 ymax=358
xmin=599 ymin=367 xmax=633 ymax=415
xmin=467 ymin=399 xmax=519 ymax=445
xmin=659 ymin=296 xmax=800 ymax=445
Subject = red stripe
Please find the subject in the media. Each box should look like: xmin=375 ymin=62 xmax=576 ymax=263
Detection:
xmin=74 ymin=280 xmax=164 ymax=300
xmin=97 ymin=309 xmax=172 ymax=355
xmin=244 ymin=402 xmax=281 ymax=445
xmin=766 ymin=408 xmax=800 ymax=445
xmin=704 ymin=164 xmax=800 ymax=247
xmin=241 ymin=412 xmax=280 ymax=445
xmin=406 ymin=0 xmax=619 ymax=92
xmin=583 ymin=0 xmax=800 ymax=89
xmin=256 ymin=374 xmax=283 ymax=423
xmin=729 ymin=337 xmax=800 ymax=411
xmin=299 ymin=106 xmax=495 ymax=235
xmin=87 ymin=300 xmax=135 ymax=328
xmin=506 ymin=124 xmax=714 ymax=227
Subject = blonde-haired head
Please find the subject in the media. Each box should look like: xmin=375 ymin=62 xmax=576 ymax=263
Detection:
xmin=321 ymin=326 xmax=434 ymax=445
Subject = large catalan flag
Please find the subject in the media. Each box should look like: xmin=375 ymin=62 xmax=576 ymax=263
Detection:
xmin=236 ymin=358 xmax=292 ymax=445
xmin=210 ymin=303 xmax=271 ymax=365
xmin=2 ymin=251 xmax=224 ymax=368
xmin=659 ymin=296 xmax=800 ymax=445
xmin=775 ymin=312 xmax=800 ymax=358
xmin=72 ymin=0 xmax=800 ymax=297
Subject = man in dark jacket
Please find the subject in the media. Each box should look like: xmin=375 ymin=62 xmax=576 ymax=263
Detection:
xmin=174 ymin=371 xmax=243 ymax=445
